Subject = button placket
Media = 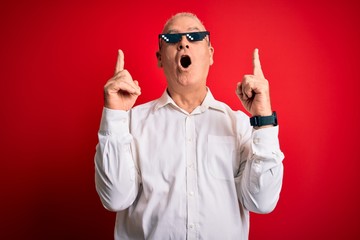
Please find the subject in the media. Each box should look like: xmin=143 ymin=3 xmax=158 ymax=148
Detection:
xmin=185 ymin=115 xmax=198 ymax=239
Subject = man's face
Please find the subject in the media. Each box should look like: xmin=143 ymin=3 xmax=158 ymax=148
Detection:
xmin=157 ymin=15 xmax=214 ymax=89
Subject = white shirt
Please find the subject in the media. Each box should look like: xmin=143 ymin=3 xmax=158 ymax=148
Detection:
xmin=95 ymin=89 xmax=284 ymax=240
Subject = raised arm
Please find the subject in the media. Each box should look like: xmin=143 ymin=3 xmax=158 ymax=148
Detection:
xmin=95 ymin=50 xmax=141 ymax=211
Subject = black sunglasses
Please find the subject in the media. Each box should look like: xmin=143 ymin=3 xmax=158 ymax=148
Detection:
xmin=158 ymin=31 xmax=210 ymax=44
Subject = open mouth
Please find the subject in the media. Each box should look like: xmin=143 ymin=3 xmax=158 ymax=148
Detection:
xmin=180 ymin=55 xmax=191 ymax=68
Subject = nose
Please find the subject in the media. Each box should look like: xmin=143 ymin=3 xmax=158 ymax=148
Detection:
xmin=177 ymin=36 xmax=190 ymax=51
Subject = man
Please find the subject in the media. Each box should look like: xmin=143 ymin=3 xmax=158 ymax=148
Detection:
xmin=95 ymin=12 xmax=284 ymax=240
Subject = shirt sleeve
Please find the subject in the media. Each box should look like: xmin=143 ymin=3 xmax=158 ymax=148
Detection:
xmin=235 ymin=126 xmax=285 ymax=214
xmin=94 ymin=107 xmax=140 ymax=212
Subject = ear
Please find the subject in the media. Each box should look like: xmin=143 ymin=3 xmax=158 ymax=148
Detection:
xmin=209 ymin=46 xmax=214 ymax=66
xmin=156 ymin=51 xmax=163 ymax=68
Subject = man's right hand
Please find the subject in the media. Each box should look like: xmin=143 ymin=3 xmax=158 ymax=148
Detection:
xmin=104 ymin=49 xmax=141 ymax=110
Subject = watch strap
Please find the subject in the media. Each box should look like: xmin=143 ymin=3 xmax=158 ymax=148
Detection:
xmin=250 ymin=111 xmax=278 ymax=127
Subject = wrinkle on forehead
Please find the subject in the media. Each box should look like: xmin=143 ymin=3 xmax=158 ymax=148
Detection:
xmin=166 ymin=27 xmax=202 ymax=34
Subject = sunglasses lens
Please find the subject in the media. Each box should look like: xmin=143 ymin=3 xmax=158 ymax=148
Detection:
xmin=186 ymin=32 xmax=207 ymax=41
xmin=160 ymin=34 xmax=182 ymax=43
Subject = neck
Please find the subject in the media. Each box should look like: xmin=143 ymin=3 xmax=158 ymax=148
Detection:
xmin=167 ymin=86 xmax=207 ymax=113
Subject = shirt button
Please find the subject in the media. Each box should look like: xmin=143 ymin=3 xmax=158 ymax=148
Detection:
xmin=253 ymin=138 xmax=260 ymax=144
xmin=189 ymin=191 xmax=194 ymax=196
xmin=189 ymin=223 xmax=195 ymax=229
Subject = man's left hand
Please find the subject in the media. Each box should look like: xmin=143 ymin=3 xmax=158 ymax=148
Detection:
xmin=236 ymin=48 xmax=272 ymax=116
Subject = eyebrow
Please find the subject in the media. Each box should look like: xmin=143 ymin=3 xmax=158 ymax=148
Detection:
xmin=166 ymin=27 xmax=202 ymax=34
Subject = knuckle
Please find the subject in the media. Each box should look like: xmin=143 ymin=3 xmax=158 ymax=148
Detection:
xmin=243 ymin=75 xmax=251 ymax=80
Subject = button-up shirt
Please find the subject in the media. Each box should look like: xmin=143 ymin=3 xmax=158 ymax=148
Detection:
xmin=95 ymin=89 xmax=284 ymax=240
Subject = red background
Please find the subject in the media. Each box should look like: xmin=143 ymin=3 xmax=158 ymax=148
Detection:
xmin=1 ymin=0 xmax=359 ymax=239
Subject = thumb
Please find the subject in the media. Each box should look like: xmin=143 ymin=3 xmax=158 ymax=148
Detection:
xmin=115 ymin=49 xmax=125 ymax=74
xmin=253 ymin=48 xmax=264 ymax=78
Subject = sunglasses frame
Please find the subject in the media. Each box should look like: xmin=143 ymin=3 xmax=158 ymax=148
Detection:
xmin=158 ymin=31 xmax=210 ymax=49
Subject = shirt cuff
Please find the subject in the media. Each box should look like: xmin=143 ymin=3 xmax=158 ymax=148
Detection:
xmin=251 ymin=126 xmax=281 ymax=154
xmin=99 ymin=107 xmax=129 ymax=135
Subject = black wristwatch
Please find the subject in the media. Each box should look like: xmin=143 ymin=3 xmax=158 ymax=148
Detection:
xmin=250 ymin=111 xmax=278 ymax=127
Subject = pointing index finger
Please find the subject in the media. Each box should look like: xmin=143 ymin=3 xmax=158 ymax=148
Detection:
xmin=253 ymin=48 xmax=264 ymax=78
xmin=115 ymin=49 xmax=124 ymax=74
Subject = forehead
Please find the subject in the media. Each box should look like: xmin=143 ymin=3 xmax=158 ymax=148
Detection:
xmin=163 ymin=15 xmax=206 ymax=33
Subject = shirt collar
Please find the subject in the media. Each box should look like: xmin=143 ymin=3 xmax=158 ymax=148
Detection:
xmin=154 ymin=88 xmax=226 ymax=114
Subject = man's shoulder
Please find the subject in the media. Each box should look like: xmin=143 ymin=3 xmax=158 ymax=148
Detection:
xmin=211 ymin=98 xmax=249 ymax=119
xmin=130 ymin=93 xmax=167 ymax=117
xmin=132 ymin=98 xmax=159 ymax=112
